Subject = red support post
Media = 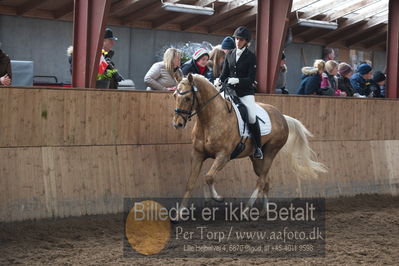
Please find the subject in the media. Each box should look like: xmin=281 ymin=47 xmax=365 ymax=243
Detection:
xmin=72 ymin=0 xmax=111 ymax=88
xmin=256 ymin=0 xmax=292 ymax=93
xmin=387 ymin=0 xmax=399 ymax=98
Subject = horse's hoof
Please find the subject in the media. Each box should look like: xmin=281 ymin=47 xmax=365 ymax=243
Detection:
xmin=212 ymin=196 xmax=224 ymax=202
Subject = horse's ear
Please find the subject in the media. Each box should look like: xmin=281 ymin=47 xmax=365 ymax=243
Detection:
xmin=174 ymin=71 xmax=182 ymax=83
xmin=187 ymin=73 xmax=194 ymax=85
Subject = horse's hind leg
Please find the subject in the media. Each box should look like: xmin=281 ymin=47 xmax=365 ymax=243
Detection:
xmin=205 ymin=154 xmax=229 ymax=202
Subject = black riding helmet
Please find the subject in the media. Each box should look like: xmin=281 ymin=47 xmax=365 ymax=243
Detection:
xmin=233 ymin=26 xmax=251 ymax=42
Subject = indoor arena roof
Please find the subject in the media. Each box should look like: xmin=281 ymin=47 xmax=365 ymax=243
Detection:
xmin=0 ymin=0 xmax=389 ymax=50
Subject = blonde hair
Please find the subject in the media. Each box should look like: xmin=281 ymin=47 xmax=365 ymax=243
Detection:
xmin=208 ymin=47 xmax=226 ymax=78
xmin=325 ymin=60 xmax=338 ymax=74
xmin=163 ymin=48 xmax=181 ymax=76
xmin=313 ymin=59 xmax=325 ymax=74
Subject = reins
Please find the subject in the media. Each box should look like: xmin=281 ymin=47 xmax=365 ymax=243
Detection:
xmin=174 ymin=81 xmax=226 ymax=122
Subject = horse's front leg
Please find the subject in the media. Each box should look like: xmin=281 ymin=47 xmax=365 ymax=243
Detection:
xmin=205 ymin=154 xmax=230 ymax=202
xmin=180 ymin=149 xmax=205 ymax=208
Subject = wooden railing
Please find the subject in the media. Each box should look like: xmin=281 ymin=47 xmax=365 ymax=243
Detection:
xmin=0 ymin=87 xmax=398 ymax=222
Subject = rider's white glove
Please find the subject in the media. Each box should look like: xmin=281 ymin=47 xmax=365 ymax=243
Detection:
xmin=227 ymin=77 xmax=239 ymax=85
xmin=213 ymin=78 xmax=222 ymax=88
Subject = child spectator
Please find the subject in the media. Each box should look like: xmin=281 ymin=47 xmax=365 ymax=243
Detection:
xmin=350 ymin=64 xmax=373 ymax=97
xmin=370 ymin=71 xmax=386 ymax=98
xmin=337 ymin=63 xmax=354 ymax=97
xmin=221 ymin=36 xmax=235 ymax=53
xmin=144 ymin=48 xmax=183 ymax=91
xmin=320 ymin=60 xmax=338 ymax=96
xmin=207 ymin=47 xmax=225 ymax=82
xmin=297 ymin=59 xmax=325 ymax=95
xmin=182 ymin=48 xmax=212 ymax=81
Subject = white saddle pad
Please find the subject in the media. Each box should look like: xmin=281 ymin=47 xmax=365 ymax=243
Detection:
xmin=231 ymin=101 xmax=272 ymax=137
xmin=221 ymin=92 xmax=271 ymax=137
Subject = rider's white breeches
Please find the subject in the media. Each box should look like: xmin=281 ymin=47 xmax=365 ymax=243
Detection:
xmin=239 ymin=95 xmax=257 ymax=124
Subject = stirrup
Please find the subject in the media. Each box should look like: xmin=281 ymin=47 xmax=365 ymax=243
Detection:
xmin=253 ymin=147 xmax=263 ymax=160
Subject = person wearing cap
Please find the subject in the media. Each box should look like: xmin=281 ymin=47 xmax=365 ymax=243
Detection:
xmin=0 ymin=45 xmax=12 ymax=86
xmin=181 ymin=48 xmax=212 ymax=81
xmin=275 ymin=52 xmax=288 ymax=94
xmin=217 ymin=26 xmax=262 ymax=159
xmin=337 ymin=62 xmax=354 ymax=97
xmin=350 ymin=63 xmax=373 ymax=97
xmin=370 ymin=71 xmax=386 ymax=98
xmin=101 ymin=28 xmax=120 ymax=89
xmin=103 ymin=28 xmax=118 ymax=53
xmin=221 ymin=36 xmax=235 ymax=53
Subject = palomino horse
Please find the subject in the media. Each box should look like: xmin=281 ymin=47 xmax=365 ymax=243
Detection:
xmin=173 ymin=73 xmax=326 ymax=211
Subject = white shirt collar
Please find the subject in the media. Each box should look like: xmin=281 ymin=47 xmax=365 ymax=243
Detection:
xmin=235 ymin=47 xmax=246 ymax=62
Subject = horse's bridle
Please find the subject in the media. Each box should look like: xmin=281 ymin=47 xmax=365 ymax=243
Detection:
xmin=174 ymin=83 xmax=224 ymax=124
xmin=174 ymin=85 xmax=199 ymax=124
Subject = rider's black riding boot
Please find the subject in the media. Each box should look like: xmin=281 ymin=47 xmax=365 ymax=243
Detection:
xmin=249 ymin=119 xmax=263 ymax=160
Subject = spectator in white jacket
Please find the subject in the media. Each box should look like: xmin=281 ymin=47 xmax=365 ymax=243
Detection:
xmin=144 ymin=48 xmax=183 ymax=91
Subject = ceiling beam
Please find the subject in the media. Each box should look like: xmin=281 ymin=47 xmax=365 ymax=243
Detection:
xmin=181 ymin=0 xmax=254 ymax=31
xmin=122 ymin=2 xmax=163 ymax=24
xmin=322 ymin=14 xmax=388 ymax=43
xmin=152 ymin=0 xmax=216 ymax=29
xmin=209 ymin=4 xmax=256 ymax=33
xmin=299 ymin=0 xmax=348 ymax=19
xmin=324 ymin=0 xmax=380 ymax=21
xmin=17 ymin=0 xmax=48 ymax=16
xmin=54 ymin=1 xmax=74 ymax=19
xmin=361 ymin=31 xmax=387 ymax=48
xmin=289 ymin=0 xmax=347 ymax=28
xmin=369 ymin=43 xmax=386 ymax=51
xmin=0 ymin=4 xmax=55 ymax=19
xmin=310 ymin=1 xmax=388 ymax=43
xmin=0 ymin=5 xmax=17 ymax=16
xmin=330 ymin=0 xmax=388 ymax=29
xmin=345 ymin=24 xmax=387 ymax=46
xmin=349 ymin=28 xmax=386 ymax=45
xmin=291 ymin=0 xmax=319 ymax=12
xmin=109 ymin=0 xmax=142 ymax=17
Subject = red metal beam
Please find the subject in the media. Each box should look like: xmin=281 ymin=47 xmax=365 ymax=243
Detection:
xmin=387 ymin=0 xmax=399 ymax=98
xmin=72 ymin=0 xmax=111 ymax=88
xmin=256 ymin=0 xmax=292 ymax=93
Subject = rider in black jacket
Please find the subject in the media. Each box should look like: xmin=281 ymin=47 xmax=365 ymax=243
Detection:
xmin=217 ymin=26 xmax=263 ymax=159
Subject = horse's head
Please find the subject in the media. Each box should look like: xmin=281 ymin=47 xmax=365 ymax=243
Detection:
xmin=172 ymin=73 xmax=199 ymax=129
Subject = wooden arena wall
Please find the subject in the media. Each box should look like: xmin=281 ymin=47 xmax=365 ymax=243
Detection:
xmin=0 ymin=87 xmax=398 ymax=222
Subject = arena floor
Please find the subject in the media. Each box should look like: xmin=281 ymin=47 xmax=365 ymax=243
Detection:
xmin=1 ymin=194 xmax=398 ymax=265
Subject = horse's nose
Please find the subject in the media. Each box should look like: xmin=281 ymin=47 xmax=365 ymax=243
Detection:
xmin=174 ymin=122 xmax=184 ymax=129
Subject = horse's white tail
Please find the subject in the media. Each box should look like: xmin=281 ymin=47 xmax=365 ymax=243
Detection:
xmin=282 ymin=115 xmax=327 ymax=179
